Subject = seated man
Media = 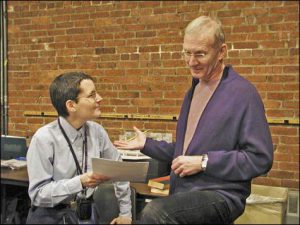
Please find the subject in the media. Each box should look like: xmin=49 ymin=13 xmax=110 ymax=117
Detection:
xmin=114 ymin=16 xmax=273 ymax=224
xmin=26 ymin=72 xmax=132 ymax=224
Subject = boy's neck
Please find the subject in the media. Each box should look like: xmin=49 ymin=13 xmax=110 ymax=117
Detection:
xmin=65 ymin=116 xmax=85 ymax=130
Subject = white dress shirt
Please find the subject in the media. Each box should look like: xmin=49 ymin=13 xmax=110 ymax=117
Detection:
xmin=27 ymin=116 xmax=131 ymax=217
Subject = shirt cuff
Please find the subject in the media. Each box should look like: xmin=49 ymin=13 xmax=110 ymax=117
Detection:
xmin=66 ymin=175 xmax=83 ymax=194
xmin=119 ymin=205 xmax=132 ymax=218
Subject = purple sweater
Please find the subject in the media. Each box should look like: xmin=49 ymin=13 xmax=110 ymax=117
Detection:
xmin=141 ymin=65 xmax=273 ymax=220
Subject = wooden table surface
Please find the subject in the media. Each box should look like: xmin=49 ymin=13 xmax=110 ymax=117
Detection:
xmin=1 ymin=167 xmax=29 ymax=184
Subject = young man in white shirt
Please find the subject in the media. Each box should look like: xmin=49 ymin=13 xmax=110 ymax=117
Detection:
xmin=26 ymin=72 xmax=132 ymax=224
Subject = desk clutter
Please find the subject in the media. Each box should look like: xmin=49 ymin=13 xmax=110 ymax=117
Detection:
xmin=1 ymin=158 xmax=27 ymax=170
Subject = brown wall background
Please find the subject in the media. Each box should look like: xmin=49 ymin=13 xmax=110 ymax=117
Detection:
xmin=6 ymin=1 xmax=299 ymax=189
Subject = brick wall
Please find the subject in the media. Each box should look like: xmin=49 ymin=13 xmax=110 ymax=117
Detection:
xmin=6 ymin=1 xmax=299 ymax=189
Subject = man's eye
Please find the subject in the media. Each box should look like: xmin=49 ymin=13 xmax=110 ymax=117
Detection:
xmin=195 ymin=53 xmax=205 ymax=57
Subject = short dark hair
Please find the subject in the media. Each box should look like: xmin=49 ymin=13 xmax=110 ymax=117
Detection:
xmin=49 ymin=71 xmax=94 ymax=117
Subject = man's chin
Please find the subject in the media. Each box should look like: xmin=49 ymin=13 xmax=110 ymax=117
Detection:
xmin=95 ymin=111 xmax=101 ymax=118
xmin=92 ymin=110 xmax=101 ymax=118
xmin=191 ymin=70 xmax=204 ymax=79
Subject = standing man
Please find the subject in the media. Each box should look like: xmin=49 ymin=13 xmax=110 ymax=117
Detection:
xmin=114 ymin=16 xmax=273 ymax=224
xmin=26 ymin=72 xmax=132 ymax=224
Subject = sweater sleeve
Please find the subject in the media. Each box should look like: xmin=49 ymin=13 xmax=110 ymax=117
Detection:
xmin=205 ymin=90 xmax=274 ymax=181
xmin=141 ymin=138 xmax=176 ymax=163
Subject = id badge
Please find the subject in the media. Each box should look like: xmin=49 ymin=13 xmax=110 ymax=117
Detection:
xmin=70 ymin=200 xmax=77 ymax=210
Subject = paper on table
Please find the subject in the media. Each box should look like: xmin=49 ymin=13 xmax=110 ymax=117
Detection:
xmin=1 ymin=159 xmax=27 ymax=170
xmin=91 ymin=158 xmax=149 ymax=182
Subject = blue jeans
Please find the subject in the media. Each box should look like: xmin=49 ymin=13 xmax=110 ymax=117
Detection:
xmin=140 ymin=190 xmax=232 ymax=224
xmin=26 ymin=203 xmax=98 ymax=224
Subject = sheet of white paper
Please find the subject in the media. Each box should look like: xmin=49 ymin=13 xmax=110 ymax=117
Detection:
xmin=92 ymin=158 xmax=149 ymax=182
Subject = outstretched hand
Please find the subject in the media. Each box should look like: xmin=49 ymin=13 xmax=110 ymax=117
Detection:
xmin=114 ymin=126 xmax=147 ymax=150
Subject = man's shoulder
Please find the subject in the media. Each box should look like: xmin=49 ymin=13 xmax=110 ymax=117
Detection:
xmin=34 ymin=120 xmax=58 ymax=137
xmin=30 ymin=120 xmax=59 ymax=145
xmin=227 ymin=66 xmax=257 ymax=93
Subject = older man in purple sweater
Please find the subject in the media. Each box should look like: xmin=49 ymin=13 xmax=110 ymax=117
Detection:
xmin=115 ymin=16 xmax=273 ymax=224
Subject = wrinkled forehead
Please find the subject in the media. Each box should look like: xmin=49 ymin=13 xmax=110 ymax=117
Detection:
xmin=183 ymin=32 xmax=216 ymax=50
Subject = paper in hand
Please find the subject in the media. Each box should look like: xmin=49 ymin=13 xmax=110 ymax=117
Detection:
xmin=92 ymin=158 xmax=149 ymax=182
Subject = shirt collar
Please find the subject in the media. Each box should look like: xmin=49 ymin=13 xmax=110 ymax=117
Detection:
xmin=59 ymin=116 xmax=85 ymax=144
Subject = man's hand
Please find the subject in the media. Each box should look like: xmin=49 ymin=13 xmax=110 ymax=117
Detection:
xmin=114 ymin=126 xmax=146 ymax=150
xmin=110 ymin=216 xmax=132 ymax=224
xmin=80 ymin=172 xmax=110 ymax=188
xmin=171 ymin=155 xmax=203 ymax=177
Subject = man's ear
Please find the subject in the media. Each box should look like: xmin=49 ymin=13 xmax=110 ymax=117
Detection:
xmin=218 ymin=43 xmax=227 ymax=61
xmin=66 ymin=99 xmax=77 ymax=113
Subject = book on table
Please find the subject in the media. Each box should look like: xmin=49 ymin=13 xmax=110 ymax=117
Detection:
xmin=150 ymin=187 xmax=169 ymax=196
xmin=147 ymin=175 xmax=170 ymax=190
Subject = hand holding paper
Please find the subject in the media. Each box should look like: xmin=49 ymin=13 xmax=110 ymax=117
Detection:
xmin=80 ymin=171 xmax=110 ymax=188
xmin=92 ymin=157 xmax=149 ymax=182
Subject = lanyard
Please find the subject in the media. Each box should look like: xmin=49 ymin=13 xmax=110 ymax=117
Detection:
xmin=58 ymin=118 xmax=88 ymax=175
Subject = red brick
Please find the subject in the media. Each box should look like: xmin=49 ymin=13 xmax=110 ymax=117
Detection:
xmin=139 ymin=1 xmax=161 ymax=8
xmin=232 ymin=25 xmax=258 ymax=33
xmin=270 ymin=6 xmax=298 ymax=14
xmin=270 ymin=127 xmax=298 ymax=136
xmin=227 ymin=1 xmax=254 ymax=9
xmin=217 ymin=10 xmax=241 ymax=17
xmin=136 ymin=31 xmax=156 ymax=38
xmin=284 ymin=13 xmax=299 ymax=22
xmin=243 ymin=8 xmax=269 ymax=16
xmin=279 ymin=162 xmax=299 ymax=171
xmin=269 ymin=170 xmax=294 ymax=179
xmin=283 ymin=101 xmax=299 ymax=109
xmin=256 ymin=15 xmax=283 ymax=24
xmin=139 ymin=46 xmax=159 ymax=53
xmin=280 ymin=136 xmax=299 ymax=145
xmin=253 ymin=177 xmax=282 ymax=187
xmin=269 ymin=23 xmax=298 ymax=31
xmin=267 ymin=109 xmax=294 ymax=118
xmin=259 ymin=41 xmax=285 ymax=49
xmin=154 ymin=7 xmax=176 ymax=14
xmin=200 ymin=2 xmax=226 ymax=11
xmin=281 ymin=180 xmax=299 ymax=189
xmin=116 ymin=106 xmax=138 ymax=114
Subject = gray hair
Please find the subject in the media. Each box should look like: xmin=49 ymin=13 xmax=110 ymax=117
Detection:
xmin=185 ymin=16 xmax=225 ymax=48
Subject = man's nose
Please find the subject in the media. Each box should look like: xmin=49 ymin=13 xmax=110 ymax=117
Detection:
xmin=187 ymin=55 xmax=199 ymax=66
xmin=96 ymin=93 xmax=103 ymax=102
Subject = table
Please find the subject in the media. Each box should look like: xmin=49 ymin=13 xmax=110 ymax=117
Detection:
xmin=1 ymin=167 xmax=29 ymax=186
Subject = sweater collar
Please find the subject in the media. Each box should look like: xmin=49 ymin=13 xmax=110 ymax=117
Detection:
xmin=191 ymin=64 xmax=231 ymax=88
